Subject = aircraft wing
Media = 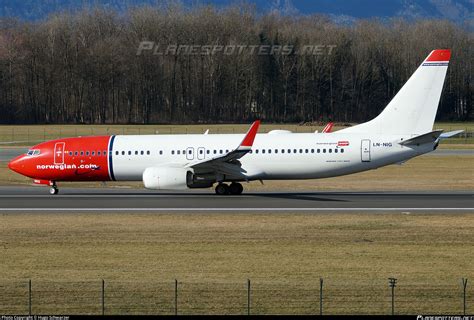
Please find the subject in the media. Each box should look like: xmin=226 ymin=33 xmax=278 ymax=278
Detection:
xmin=185 ymin=121 xmax=260 ymax=175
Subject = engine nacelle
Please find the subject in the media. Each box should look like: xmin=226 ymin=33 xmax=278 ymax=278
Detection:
xmin=142 ymin=167 xmax=190 ymax=190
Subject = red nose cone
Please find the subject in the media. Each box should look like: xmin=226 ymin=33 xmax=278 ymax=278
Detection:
xmin=8 ymin=155 xmax=24 ymax=174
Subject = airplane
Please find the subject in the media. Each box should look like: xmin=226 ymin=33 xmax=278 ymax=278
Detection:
xmin=8 ymin=49 xmax=463 ymax=195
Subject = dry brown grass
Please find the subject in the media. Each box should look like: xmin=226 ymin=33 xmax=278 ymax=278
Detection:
xmin=0 ymin=213 xmax=473 ymax=314
xmin=0 ymin=122 xmax=472 ymax=146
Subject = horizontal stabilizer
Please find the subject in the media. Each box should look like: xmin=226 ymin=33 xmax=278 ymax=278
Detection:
xmin=399 ymin=130 xmax=443 ymax=146
xmin=439 ymin=130 xmax=463 ymax=139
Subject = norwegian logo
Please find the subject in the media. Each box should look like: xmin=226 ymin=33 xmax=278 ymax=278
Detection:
xmin=337 ymin=141 xmax=349 ymax=147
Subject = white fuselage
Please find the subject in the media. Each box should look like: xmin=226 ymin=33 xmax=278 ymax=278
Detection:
xmin=110 ymin=132 xmax=432 ymax=181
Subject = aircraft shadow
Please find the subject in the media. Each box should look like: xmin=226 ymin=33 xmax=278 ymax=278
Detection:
xmin=57 ymin=191 xmax=347 ymax=202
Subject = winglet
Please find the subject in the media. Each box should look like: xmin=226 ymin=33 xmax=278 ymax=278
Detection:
xmin=322 ymin=122 xmax=334 ymax=133
xmin=238 ymin=120 xmax=260 ymax=149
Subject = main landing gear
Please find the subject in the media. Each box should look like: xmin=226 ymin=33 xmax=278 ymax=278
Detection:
xmin=215 ymin=182 xmax=243 ymax=195
xmin=49 ymin=183 xmax=59 ymax=195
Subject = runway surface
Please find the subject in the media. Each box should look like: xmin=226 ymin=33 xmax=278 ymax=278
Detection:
xmin=1 ymin=147 xmax=472 ymax=161
xmin=0 ymin=186 xmax=472 ymax=212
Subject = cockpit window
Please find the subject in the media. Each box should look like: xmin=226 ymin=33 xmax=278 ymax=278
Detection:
xmin=26 ymin=149 xmax=40 ymax=156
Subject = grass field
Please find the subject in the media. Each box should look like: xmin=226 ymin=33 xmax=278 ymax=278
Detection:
xmin=0 ymin=213 xmax=472 ymax=315
xmin=1 ymin=154 xmax=472 ymax=190
xmin=0 ymin=122 xmax=473 ymax=146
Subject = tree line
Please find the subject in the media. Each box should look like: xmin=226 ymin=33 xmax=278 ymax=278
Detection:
xmin=0 ymin=4 xmax=472 ymax=124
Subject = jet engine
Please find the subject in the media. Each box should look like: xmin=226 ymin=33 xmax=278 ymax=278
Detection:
xmin=142 ymin=167 xmax=214 ymax=190
xmin=142 ymin=167 xmax=190 ymax=190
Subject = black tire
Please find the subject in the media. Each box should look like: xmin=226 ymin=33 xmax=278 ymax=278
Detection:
xmin=229 ymin=183 xmax=243 ymax=195
xmin=49 ymin=187 xmax=58 ymax=195
xmin=215 ymin=183 xmax=229 ymax=195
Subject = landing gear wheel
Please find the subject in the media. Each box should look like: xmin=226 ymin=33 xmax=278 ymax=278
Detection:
xmin=215 ymin=183 xmax=229 ymax=195
xmin=229 ymin=182 xmax=243 ymax=195
xmin=49 ymin=186 xmax=58 ymax=195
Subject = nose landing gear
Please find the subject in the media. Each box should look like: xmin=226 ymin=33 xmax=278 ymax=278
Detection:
xmin=49 ymin=182 xmax=59 ymax=195
xmin=215 ymin=182 xmax=243 ymax=195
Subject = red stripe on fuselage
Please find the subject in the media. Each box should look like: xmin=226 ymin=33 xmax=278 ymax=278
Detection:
xmin=11 ymin=136 xmax=112 ymax=182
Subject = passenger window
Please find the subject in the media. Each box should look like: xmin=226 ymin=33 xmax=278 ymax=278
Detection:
xmin=75 ymin=151 xmax=78 ymax=156
xmin=329 ymin=149 xmax=332 ymax=153
xmin=177 ymin=150 xmax=180 ymax=155
xmin=122 ymin=151 xmax=125 ymax=155
xmin=199 ymin=150 xmax=203 ymax=154
xmin=141 ymin=151 xmax=144 ymax=155
xmin=323 ymin=149 xmax=326 ymax=153
xmin=80 ymin=151 xmax=84 ymax=156
xmin=103 ymin=150 xmax=107 ymax=155
xmin=171 ymin=150 xmax=175 ymax=155
xmin=305 ymin=149 xmax=308 ymax=153
xmin=335 ymin=149 xmax=338 ymax=153
xmin=92 ymin=151 xmax=95 ymax=156
xmin=317 ymin=149 xmax=320 ymax=153
xmin=128 ymin=151 xmax=131 ymax=155
xmin=262 ymin=149 xmax=266 ymax=154
xmin=341 ymin=149 xmax=344 ymax=153
xmin=188 ymin=150 xmax=192 ymax=154
xmin=147 ymin=151 xmax=150 ymax=155
xmin=220 ymin=150 xmax=223 ymax=154
xmin=134 ymin=151 xmax=138 ymax=155
xmin=299 ymin=149 xmax=303 ymax=153
xmin=159 ymin=150 xmax=162 ymax=155
xmin=293 ymin=149 xmax=297 ymax=153
xmin=255 ymin=149 xmax=259 ymax=154
xmin=86 ymin=151 xmax=90 ymax=156
xmin=206 ymin=150 xmax=210 ymax=154
xmin=115 ymin=151 xmax=118 ymax=155
xmin=281 ymin=149 xmax=285 ymax=153
xmin=213 ymin=150 xmax=217 ymax=154
xmin=98 ymin=151 xmax=101 ymax=156
xmin=268 ymin=149 xmax=272 ymax=154
xmin=69 ymin=151 xmax=73 ymax=156
xmin=311 ymin=149 xmax=314 ymax=153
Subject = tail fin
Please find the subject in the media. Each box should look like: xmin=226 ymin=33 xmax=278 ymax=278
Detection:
xmin=340 ymin=49 xmax=451 ymax=135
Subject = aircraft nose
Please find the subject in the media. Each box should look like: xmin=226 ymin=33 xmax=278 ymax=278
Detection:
xmin=8 ymin=155 xmax=25 ymax=174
